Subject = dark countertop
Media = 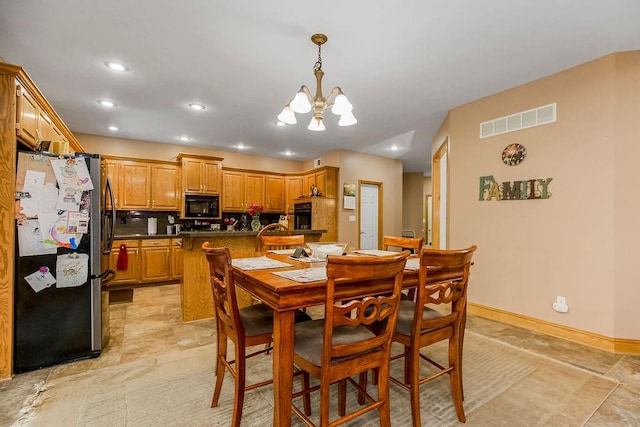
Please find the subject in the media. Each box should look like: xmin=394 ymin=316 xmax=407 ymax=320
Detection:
xmin=114 ymin=230 xmax=326 ymax=239
xmin=179 ymin=229 xmax=326 ymax=238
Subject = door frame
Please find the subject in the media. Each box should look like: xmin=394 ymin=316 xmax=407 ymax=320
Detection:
xmin=432 ymin=139 xmax=449 ymax=249
xmin=357 ymin=180 xmax=383 ymax=250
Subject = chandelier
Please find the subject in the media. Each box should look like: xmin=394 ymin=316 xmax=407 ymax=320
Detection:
xmin=277 ymin=33 xmax=356 ymax=131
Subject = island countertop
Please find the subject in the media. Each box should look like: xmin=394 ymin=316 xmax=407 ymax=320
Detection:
xmin=180 ymin=228 xmax=327 ymax=322
xmin=179 ymin=229 xmax=325 ymax=237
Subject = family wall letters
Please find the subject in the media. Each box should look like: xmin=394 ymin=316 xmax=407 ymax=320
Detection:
xmin=478 ymin=175 xmax=552 ymax=201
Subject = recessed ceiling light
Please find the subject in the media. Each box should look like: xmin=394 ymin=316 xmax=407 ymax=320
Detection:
xmin=108 ymin=126 xmax=118 ymax=131
xmin=104 ymin=61 xmax=129 ymax=72
xmin=235 ymin=143 xmax=248 ymax=150
xmin=178 ymin=136 xmax=191 ymax=142
xmin=97 ymin=100 xmax=117 ymax=108
xmin=284 ymin=150 xmax=294 ymax=156
xmin=388 ymin=145 xmax=400 ymax=151
xmin=276 ymin=121 xmax=286 ymax=126
xmin=188 ymin=103 xmax=206 ymax=111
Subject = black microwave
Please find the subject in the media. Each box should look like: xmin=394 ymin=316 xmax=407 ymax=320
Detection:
xmin=184 ymin=194 xmax=219 ymax=218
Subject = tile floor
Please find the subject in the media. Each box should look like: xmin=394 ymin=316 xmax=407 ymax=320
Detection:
xmin=1 ymin=283 xmax=639 ymax=426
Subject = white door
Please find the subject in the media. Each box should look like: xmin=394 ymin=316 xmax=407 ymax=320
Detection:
xmin=359 ymin=183 xmax=379 ymax=249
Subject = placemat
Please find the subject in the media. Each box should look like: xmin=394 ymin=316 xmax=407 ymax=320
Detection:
xmin=272 ymin=267 xmax=327 ymax=283
xmin=232 ymin=256 xmax=292 ymax=271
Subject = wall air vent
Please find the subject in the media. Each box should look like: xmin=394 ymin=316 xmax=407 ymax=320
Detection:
xmin=479 ymin=103 xmax=556 ymax=138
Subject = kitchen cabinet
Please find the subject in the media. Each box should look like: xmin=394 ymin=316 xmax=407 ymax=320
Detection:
xmin=222 ymin=169 xmax=285 ymax=213
xmin=107 ymin=240 xmax=141 ymax=286
xmin=16 ymin=85 xmax=39 ymax=145
xmin=221 ymin=170 xmax=246 ymax=211
xmin=140 ymin=239 xmax=171 ymax=283
xmin=171 ymin=239 xmax=183 ymax=280
xmin=179 ymin=154 xmax=222 ymax=194
xmin=295 ymin=197 xmax=338 ymax=242
xmin=103 ymin=157 xmax=180 ymax=211
xmin=302 ymin=167 xmax=338 ymax=198
xmin=150 ymin=163 xmax=180 ymax=210
xmin=286 ymin=176 xmax=304 ymax=213
xmin=120 ymin=162 xmax=152 ymax=210
xmin=265 ymin=175 xmax=285 ymax=212
xmin=107 ymin=238 xmax=182 ymax=286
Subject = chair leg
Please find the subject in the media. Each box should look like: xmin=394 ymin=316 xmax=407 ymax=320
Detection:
xmin=231 ymin=346 xmax=246 ymax=427
xmin=338 ymin=379 xmax=347 ymax=416
xmin=377 ymin=362 xmax=392 ymax=426
xmin=409 ymin=345 xmax=422 ymax=427
xmin=358 ymin=371 xmax=367 ymax=405
xmin=449 ymin=336 xmax=466 ymax=423
xmin=211 ymin=331 xmax=228 ymax=408
xmin=302 ymin=371 xmax=312 ymax=416
xmin=320 ymin=378 xmax=331 ymax=427
xmin=403 ymin=345 xmax=411 ymax=384
xmin=459 ymin=310 xmax=467 ymax=401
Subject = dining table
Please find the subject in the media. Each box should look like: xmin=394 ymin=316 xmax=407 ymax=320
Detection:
xmin=231 ymin=250 xmax=454 ymax=426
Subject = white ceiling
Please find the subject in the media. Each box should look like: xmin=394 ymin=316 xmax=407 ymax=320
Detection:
xmin=1 ymin=1 xmax=638 ymax=175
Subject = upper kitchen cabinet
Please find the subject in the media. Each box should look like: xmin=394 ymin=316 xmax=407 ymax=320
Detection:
xmin=286 ymin=176 xmax=305 ymax=213
xmin=303 ymin=167 xmax=338 ymax=198
xmin=103 ymin=156 xmax=180 ymax=211
xmin=221 ymin=168 xmax=285 ymax=213
xmin=178 ymin=154 xmax=223 ymax=195
xmin=265 ymin=175 xmax=285 ymax=212
xmin=12 ymin=71 xmax=80 ymax=152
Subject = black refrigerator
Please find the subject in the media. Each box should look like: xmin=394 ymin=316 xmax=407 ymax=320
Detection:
xmin=13 ymin=151 xmax=115 ymax=373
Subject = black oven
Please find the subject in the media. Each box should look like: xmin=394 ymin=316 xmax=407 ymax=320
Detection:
xmin=184 ymin=194 xmax=219 ymax=218
xmin=294 ymin=202 xmax=312 ymax=230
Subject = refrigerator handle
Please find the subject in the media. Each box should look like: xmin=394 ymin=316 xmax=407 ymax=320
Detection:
xmin=104 ymin=177 xmax=116 ymax=255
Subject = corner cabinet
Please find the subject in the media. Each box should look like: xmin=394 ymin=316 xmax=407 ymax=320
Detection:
xmin=178 ymin=154 xmax=222 ymax=194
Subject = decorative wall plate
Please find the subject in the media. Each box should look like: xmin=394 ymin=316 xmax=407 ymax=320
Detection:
xmin=502 ymin=143 xmax=526 ymax=166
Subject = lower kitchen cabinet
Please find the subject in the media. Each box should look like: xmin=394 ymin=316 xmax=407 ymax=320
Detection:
xmin=108 ymin=238 xmax=183 ymax=286
xmin=140 ymin=239 xmax=171 ymax=283
xmin=107 ymin=240 xmax=141 ymax=285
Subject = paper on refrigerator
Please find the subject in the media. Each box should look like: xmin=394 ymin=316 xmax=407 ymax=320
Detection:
xmin=56 ymin=253 xmax=89 ymax=288
xmin=17 ymin=218 xmax=58 ymax=256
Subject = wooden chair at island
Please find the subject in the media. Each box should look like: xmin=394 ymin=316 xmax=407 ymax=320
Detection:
xmin=291 ymin=251 xmax=410 ymax=426
xmin=383 ymin=235 xmax=425 ymax=301
xmin=255 ymin=223 xmax=305 ymax=252
xmin=201 ymin=243 xmax=311 ymax=427
xmin=389 ymin=245 xmax=476 ymax=426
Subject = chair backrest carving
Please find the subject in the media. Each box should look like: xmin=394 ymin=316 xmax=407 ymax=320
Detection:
xmin=324 ymin=251 xmax=410 ymax=361
xmin=414 ymin=245 xmax=477 ymax=333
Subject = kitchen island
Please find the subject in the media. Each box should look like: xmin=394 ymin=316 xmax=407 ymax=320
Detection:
xmin=180 ymin=229 xmax=325 ymax=321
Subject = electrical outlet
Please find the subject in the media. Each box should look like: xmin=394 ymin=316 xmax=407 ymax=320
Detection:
xmin=552 ymin=295 xmax=569 ymax=313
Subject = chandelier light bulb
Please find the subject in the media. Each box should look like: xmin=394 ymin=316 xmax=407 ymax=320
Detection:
xmin=338 ymin=110 xmax=357 ymax=127
xmin=290 ymin=90 xmax=312 ymax=113
xmin=277 ymin=105 xmax=297 ymax=125
xmin=308 ymin=117 xmax=325 ymax=131
xmin=331 ymin=93 xmax=353 ymax=115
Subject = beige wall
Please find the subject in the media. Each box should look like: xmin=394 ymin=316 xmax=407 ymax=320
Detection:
xmin=440 ymin=51 xmax=639 ymax=340
xmin=334 ymin=150 xmax=404 ymax=249
xmin=402 ymin=173 xmax=425 ymax=238
xmin=77 ymin=133 xmax=304 ymax=173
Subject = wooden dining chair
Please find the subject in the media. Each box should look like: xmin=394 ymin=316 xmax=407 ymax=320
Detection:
xmin=291 ymin=251 xmax=410 ymax=427
xmin=383 ymin=235 xmax=424 ymax=301
xmin=390 ymin=245 xmax=476 ymax=426
xmin=383 ymin=235 xmax=424 ymax=254
xmin=202 ymin=242 xmax=310 ymax=427
xmin=255 ymin=223 xmax=303 ymax=252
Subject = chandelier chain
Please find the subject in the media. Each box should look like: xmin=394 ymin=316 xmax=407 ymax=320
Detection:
xmin=314 ymin=43 xmax=322 ymax=72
